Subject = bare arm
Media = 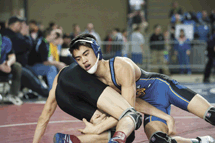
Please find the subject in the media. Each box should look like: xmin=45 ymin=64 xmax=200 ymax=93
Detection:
xmin=135 ymin=98 xmax=176 ymax=135
xmin=116 ymin=58 xmax=136 ymax=107
xmin=79 ymin=110 xmax=118 ymax=135
xmin=32 ymin=74 xmax=59 ymax=143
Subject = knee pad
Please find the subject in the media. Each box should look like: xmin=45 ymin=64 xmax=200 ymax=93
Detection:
xmin=118 ymin=107 xmax=142 ymax=130
xmin=204 ymin=107 xmax=215 ymax=125
xmin=149 ymin=132 xmax=177 ymax=143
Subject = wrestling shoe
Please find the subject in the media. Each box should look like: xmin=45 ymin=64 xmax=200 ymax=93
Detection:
xmin=196 ymin=136 xmax=215 ymax=143
xmin=3 ymin=94 xmax=23 ymax=105
xmin=53 ymin=133 xmax=80 ymax=143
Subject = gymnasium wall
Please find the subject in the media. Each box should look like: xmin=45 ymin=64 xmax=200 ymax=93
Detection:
xmin=28 ymin=0 xmax=128 ymax=39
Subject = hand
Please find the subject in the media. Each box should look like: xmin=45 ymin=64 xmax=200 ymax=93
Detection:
xmin=78 ymin=118 xmax=98 ymax=134
xmin=0 ymin=62 xmax=11 ymax=73
xmin=186 ymin=50 xmax=190 ymax=55
xmin=166 ymin=115 xmax=176 ymax=135
xmin=91 ymin=113 xmax=107 ymax=125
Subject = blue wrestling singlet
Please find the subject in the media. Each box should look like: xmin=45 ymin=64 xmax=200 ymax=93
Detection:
xmin=109 ymin=58 xmax=197 ymax=127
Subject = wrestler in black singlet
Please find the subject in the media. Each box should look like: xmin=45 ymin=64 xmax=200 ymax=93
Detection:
xmin=55 ymin=63 xmax=135 ymax=142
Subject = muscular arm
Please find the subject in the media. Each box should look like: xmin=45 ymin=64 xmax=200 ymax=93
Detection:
xmin=115 ymin=58 xmax=136 ymax=107
xmin=32 ymin=74 xmax=59 ymax=143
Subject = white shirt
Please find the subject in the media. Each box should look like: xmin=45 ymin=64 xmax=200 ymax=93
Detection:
xmin=131 ymin=32 xmax=145 ymax=53
xmin=129 ymin=0 xmax=144 ymax=11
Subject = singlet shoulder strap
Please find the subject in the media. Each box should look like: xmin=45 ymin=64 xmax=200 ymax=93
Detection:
xmin=109 ymin=58 xmax=121 ymax=89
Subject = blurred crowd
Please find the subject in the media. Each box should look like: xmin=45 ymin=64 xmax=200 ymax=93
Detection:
xmin=0 ymin=16 xmax=109 ymax=105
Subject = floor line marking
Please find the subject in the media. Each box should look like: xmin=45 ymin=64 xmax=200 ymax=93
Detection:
xmin=0 ymin=120 xmax=82 ymax=128
xmin=0 ymin=116 xmax=203 ymax=128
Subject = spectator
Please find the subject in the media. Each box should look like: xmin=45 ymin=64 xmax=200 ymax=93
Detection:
xmin=171 ymin=13 xmax=183 ymax=26
xmin=0 ymin=21 xmax=6 ymax=33
xmin=150 ymin=24 xmax=170 ymax=75
xmin=2 ymin=16 xmax=49 ymax=98
xmin=210 ymin=9 xmax=215 ymax=24
xmin=122 ymin=29 xmax=129 ymax=57
xmin=49 ymin=22 xmax=58 ymax=30
xmin=0 ymin=33 xmax=22 ymax=105
xmin=70 ymin=24 xmax=81 ymax=40
xmin=60 ymin=33 xmax=73 ymax=65
xmin=174 ymin=29 xmax=191 ymax=74
xmin=163 ymin=31 xmax=171 ymax=64
xmin=103 ymin=30 xmax=112 ymax=54
xmin=112 ymin=28 xmax=123 ymax=57
xmin=29 ymin=20 xmax=43 ymax=44
xmin=131 ymin=26 xmax=144 ymax=64
xmin=50 ymin=32 xmax=66 ymax=70
xmin=169 ymin=1 xmax=183 ymax=18
xmin=203 ymin=33 xmax=215 ymax=83
xmin=201 ymin=10 xmax=211 ymax=25
xmin=28 ymin=28 xmax=64 ymax=90
xmin=83 ymin=23 xmax=101 ymax=45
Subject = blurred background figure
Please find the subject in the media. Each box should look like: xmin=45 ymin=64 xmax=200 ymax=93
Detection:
xmin=111 ymin=28 xmax=123 ymax=57
xmin=150 ymin=24 xmax=170 ymax=75
xmin=169 ymin=1 xmax=183 ymax=18
xmin=60 ymin=33 xmax=73 ymax=65
xmin=103 ymin=30 xmax=113 ymax=54
xmin=203 ymin=33 xmax=215 ymax=83
xmin=174 ymin=29 xmax=191 ymax=75
xmin=131 ymin=26 xmax=144 ymax=64
xmin=29 ymin=20 xmax=43 ymax=45
xmin=0 ymin=33 xmax=22 ymax=105
xmin=70 ymin=24 xmax=81 ymax=40
xmin=49 ymin=22 xmax=58 ymax=30
xmin=122 ymin=29 xmax=129 ymax=57
xmin=2 ymin=16 xmax=49 ymax=98
xmin=83 ymin=23 xmax=101 ymax=45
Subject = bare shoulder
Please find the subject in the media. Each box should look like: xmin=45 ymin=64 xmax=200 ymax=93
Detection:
xmin=114 ymin=57 xmax=134 ymax=70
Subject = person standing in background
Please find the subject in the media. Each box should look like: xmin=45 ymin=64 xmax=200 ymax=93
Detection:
xmin=174 ymin=29 xmax=191 ymax=75
xmin=83 ymin=23 xmax=101 ymax=45
xmin=203 ymin=33 xmax=215 ymax=83
xmin=131 ymin=26 xmax=144 ymax=64
xmin=70 ymin=24 xmax=81 ymax=40
xmin=150 ymin=24 xmax=170 ymax=75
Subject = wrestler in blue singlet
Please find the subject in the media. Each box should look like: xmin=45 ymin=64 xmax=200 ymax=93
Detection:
xmin=109 ymin=58 xmax=196 ymax=127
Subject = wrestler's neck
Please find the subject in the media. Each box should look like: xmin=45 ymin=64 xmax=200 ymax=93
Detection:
xmin=94 ymin=59 xmax=109 ymax=78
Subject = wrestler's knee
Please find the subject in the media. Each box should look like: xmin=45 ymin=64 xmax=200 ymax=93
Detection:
xmin=204 ymin=106 xmax=215 ymax=126
xmin=149 ymin=131 xmax=177 ymax=143
xmin=144 ymin=121 xmax=168 ymax=139
xmin=119 ymin=107 xmax=142 ymax=130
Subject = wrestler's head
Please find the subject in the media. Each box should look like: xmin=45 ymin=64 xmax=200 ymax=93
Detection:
xmin=69 ymin=34 xmax=102 ymax=74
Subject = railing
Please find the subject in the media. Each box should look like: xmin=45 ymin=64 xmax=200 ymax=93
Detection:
xmin=100 ymin=40 xmax=207 ymax=73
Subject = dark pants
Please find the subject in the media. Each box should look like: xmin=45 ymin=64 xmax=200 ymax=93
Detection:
xmin=203 ymin=57 xmax=215 ymax=80
xmin=0 ymin=62 xmax=22 ymax=96
xmin=21 ymin=66 xmax=49 ymax=97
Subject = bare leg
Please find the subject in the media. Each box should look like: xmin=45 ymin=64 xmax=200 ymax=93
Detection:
xmin=187 ymin=94 xmax=212 ymax=118
xmin=97 ymin=87 xmax=135 ymax=137
xmin=145 ymin=121 xmax=196 ymax=143
xmin=78 ymin=131 xmax=109 ymax=143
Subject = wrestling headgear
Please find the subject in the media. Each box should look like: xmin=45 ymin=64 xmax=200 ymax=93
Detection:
xmin=71 ymin=37 xmax=102 ymax=74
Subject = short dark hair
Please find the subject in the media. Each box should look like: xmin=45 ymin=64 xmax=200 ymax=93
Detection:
xmin=180 ymin=29 xmax=184 ymax=32
xmin=49 ymin=22 xmax=56 ymax=28
xmin=29 ymin=20 xmax=37 ymax=25
xmin=69 ymin=33 xmax=96 ymax=54
xmin=154 ymin=24 xmax=161 ymax=30
xmin=43 ymin=27 xmax=53 ymax=38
